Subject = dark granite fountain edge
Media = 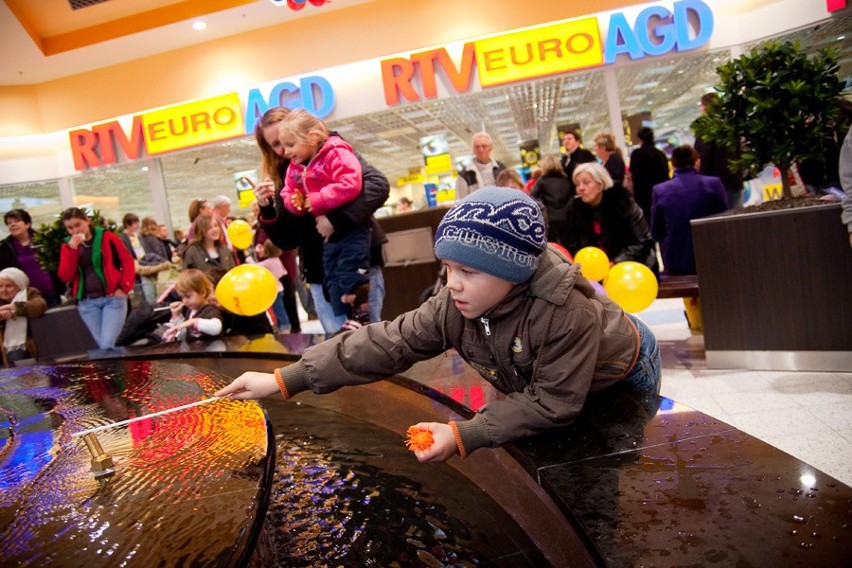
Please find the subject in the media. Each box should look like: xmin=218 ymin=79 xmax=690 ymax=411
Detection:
xmin=80 ymin=342 xmax=852 ymax=566
xmin=114 ymin=350 xmax=598 ymax=567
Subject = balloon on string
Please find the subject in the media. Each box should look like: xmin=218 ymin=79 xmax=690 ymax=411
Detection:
xmin=548 ymin=242 xmax=573 ymax=261
xmin=574 ymin=246 xmax=610 ymax=282
xmin=215 ymin=265 xmax=278 ymax=316
xmin=604 ymin=261 xmax=658 ymax=313
xmin=226 ymin=220 xmax=253 ymax=250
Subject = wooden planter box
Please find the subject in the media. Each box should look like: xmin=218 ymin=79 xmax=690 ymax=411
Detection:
xmin=692 ymin=203 xmax=852 ymax=371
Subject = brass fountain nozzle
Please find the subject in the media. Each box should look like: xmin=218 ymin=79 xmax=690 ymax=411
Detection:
xmin=82 ymin=433 xmax=115 ymax=480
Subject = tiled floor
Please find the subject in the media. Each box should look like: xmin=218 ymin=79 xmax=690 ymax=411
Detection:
xmin=295 ymin=297 xmax=852 ymax=488
xmin=642 ymin=297 xmax=852 ymax=488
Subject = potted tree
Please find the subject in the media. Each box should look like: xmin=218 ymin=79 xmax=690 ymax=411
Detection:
xmin=693 ymin=40 xmax=844 ymax=203
xmin=688 ymin=41 xmax=852 ymax=371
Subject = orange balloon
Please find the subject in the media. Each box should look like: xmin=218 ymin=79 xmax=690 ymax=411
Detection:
xmin=215 ymin=265 xmax=278 ymax=316
xmin=604 ymin=261 xmax=658 ymax=313
xmin=574 ymin=246 xmax=610 ymax=281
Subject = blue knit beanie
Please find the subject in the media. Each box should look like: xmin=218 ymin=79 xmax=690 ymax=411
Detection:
xmin=434 ymin=187 xmax=547 ymax=283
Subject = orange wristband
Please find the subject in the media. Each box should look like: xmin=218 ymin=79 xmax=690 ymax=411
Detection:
xmin=274 ymin=368 xmax=289 ymax=399
xmin=449 ymin=421 xmax=467 ymax=459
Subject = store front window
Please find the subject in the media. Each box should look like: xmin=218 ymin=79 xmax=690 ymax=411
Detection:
xmin=0 ymin=180 xmax=63 ymax=238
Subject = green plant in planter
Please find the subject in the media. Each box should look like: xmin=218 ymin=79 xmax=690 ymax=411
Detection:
xmin=693 ymin=41 xmax=843 ymax=200
xmin=32 ymin=210 xmax=119 ymax=275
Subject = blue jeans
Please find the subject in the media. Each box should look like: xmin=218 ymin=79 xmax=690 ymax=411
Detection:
xmin=311 ymin=285 xmax=346 ymax=337
xmin=624 ymin=314 xmax=661 ymax=395
xmin=323 ymin=227 xmax=371 ymax=317
xmin=310 ymin=266 xmax=386 ymax=337
xmin=271 ymin=290 xmax=290 ymax=330
xmin=367 ymin=266 xmax=385 ymax=323
xmin=78 ymin=295 xmax=128 ymax=350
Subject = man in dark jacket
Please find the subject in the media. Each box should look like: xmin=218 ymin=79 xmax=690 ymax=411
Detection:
xmin=693 ymin=92 xmax=744 ymax=208
xmin=651 ymin=145 xmax=728 ymax=275
xmin=560 ymin=128 xmax=596 ymax=197
xmin=629 ymin=127 xmax=670 ymax=224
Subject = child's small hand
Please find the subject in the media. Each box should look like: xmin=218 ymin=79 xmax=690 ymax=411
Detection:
xmin=302 ymin=194 xmax=313 ymax=213
xmin=408 ymin=422 xmax=458 ymax=463
xmin=169 ymin=301 xmax=183 ymax=317
xmin=291 ymin=190 xmax=305 ymax=211
xmin=161 ymin=325 xmax=179 ymax=342
xmin=214 ymin=371 xmax=279 ymax=400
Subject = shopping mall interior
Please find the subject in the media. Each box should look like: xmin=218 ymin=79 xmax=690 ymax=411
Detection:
xmin=0 ymin=1 xmax=850 ymax=565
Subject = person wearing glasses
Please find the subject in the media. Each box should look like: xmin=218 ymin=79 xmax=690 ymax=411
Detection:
xmin=455 ymin=132 xmax=506 ymax=199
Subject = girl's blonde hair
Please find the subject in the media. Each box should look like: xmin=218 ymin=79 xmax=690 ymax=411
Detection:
xmin=495 ymin=168 xmax=524 ymax=190
xmin=278 ymin=109 xmax=329 ymax=147
xmin=175 ymin=268 xmax=214 ymax=298
xmin=538 ymin=154 xmax=566 ymax=177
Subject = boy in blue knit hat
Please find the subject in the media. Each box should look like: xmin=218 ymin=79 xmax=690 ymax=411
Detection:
xmin=217 ymin=187 xmax=660 ymax=462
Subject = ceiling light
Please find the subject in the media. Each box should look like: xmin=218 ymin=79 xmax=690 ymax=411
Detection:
xmin=192 ymin=21 xmax=207 ymax=31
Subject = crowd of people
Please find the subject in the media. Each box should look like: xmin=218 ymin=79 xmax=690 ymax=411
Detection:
xmin=0 ymin=106 xmax=773 ymax=464
xmin=0 ymin=112 xmax=735 ymax=364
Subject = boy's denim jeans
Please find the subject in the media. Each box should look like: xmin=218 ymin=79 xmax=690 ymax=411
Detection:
xmin=624 ymin=314 xmax=662 ymax=395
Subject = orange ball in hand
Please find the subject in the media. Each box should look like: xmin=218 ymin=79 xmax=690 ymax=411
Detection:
xmin=404 ymin=426 xmax=434 ymax=452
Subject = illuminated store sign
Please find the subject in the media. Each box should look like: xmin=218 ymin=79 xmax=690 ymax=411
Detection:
xmin=69 ymin=76 xmax=336 ymax=171
xmin=381 ymin=0 xmax=714 ymax=105
xmin=70 ymin=93 xmax=243 ymax=170
xmin=475 ymin=18 xmax=603 ymax=87
xmin=243 ymin=75 xmax=335 ymax=134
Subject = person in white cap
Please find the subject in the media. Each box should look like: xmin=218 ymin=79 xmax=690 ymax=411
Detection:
xmin=0 ymin=267 xmax=47 ymax=365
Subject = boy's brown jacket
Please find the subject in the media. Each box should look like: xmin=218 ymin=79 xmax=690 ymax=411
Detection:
xmin=277 ymin=248 xmax=641 ymax=456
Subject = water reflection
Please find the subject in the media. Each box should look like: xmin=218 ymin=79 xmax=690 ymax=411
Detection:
xmin=262 ymin=403 xmax=546 ymax=566
xmin=0 ymin=360 xmax=550 ymax=566
xmin=0 ymin=361 xmax=269 ymax=566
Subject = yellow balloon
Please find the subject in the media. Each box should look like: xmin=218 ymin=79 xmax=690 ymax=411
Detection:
xmin=604 ymin=261 xmax=658 ymax=313
xmin=574 ymin=246 xmax=610 ymax=281
xmin=226 ymin=219 xmax=253 ymax=250
xmin=215 ymin=265 xmax=278 ymax=316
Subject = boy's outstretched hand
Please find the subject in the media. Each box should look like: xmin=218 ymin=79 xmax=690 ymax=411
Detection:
xmin=215 ymin=371 xmax=279 ymax=400
xmin=408 ymin=422 xmax=458 ymax=463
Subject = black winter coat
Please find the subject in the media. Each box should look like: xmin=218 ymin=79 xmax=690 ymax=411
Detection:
xmin=564 ymin=184 xmax=659 ymax=274
xmin=531 ymin=172 xmax=571 ymax=222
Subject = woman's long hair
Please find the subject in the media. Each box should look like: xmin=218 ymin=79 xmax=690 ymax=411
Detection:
xmin=254 ymin=107 xmax=291 ymax=190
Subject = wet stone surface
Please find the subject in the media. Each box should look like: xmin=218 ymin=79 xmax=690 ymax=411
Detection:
xmin=259 ymin=401 xmax=548 ymax=567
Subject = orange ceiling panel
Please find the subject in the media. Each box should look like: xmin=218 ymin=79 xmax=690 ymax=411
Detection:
xmin=5 ymin=0 xmax=256 ymax=55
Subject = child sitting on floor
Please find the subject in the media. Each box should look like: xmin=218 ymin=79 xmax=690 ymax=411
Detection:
xmin=162 ymin=269 xmax=223 ymax=342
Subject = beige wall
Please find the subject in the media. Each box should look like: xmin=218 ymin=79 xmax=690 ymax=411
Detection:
xmin=0 ymin=0 xmax=637 ymax=135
